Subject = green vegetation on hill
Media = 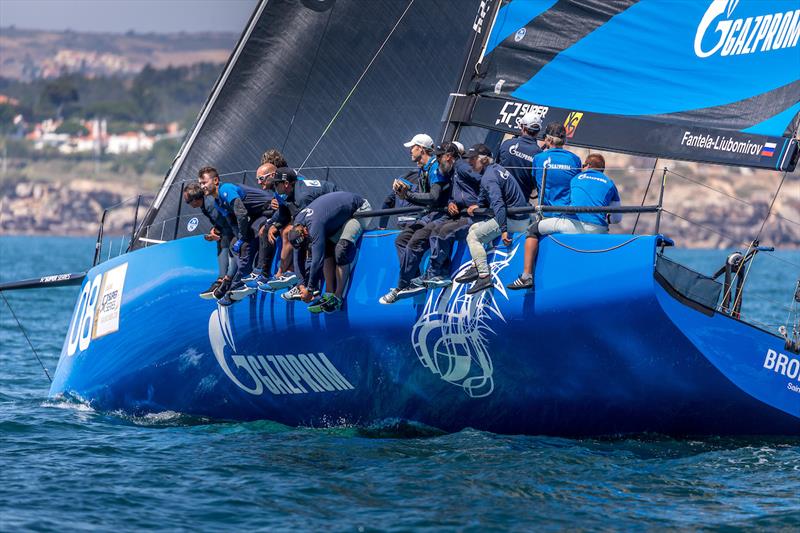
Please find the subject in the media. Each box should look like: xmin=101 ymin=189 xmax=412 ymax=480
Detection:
xmin=0 ymin=62 xmax=222 ymax=126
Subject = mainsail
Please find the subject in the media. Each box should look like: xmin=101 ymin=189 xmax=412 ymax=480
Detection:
xmin=445 ymin=0 xmax=800 ymax=171
xmin=136 ymin=0 xmax=483 ymax=244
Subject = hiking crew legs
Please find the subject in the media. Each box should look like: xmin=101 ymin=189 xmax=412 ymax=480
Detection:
xmin=398 ymin=222 xmax=436 ymax=286
xmin=394 ymin=222 xmax=424 ymax=265
xmin=466 ymin=217 xmax=529 ymax=276
xmin=428 ymin=217 xmax=471 ymax=277
xmin=257 ymin=226 xmax=278 ymax=276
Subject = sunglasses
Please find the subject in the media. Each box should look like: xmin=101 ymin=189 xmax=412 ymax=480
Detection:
xmin=257 ymin=172 xmax=276 ymax=183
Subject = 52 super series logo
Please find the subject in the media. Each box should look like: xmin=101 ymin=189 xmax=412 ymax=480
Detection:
xmin=495 ymin=102 xmax=549 ymax=130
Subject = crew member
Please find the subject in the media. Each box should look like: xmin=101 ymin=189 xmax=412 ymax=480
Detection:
xmin=266 ymin=167 xmax=340 ymax=299
xmin=201 ymin=166 xmax=275 ymax=305
xmin=508 ymin=153 xmax=621 ymax=290
xmin=505 ymin=123 xmax=581 ymax=290
xmin=455 ymin=144 xmax=529 ymax=295
xmin=423 ymin=142 xmax=482 ymax=287
xmin=183 ymin=181 xmax=236 ymax=299
xmin=498 ymin=109 xmax=542 ymax=201
xmin=245 ymin=163 xmax=281 ymax=292
xmin=379 ymin=133 xmax=450 ymax=304
xmin=288 ymin=191 xmax=371 ymax=313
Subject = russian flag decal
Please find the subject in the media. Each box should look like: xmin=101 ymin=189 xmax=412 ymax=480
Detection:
xmin=761 ymin=142 xmax=776 ymax=157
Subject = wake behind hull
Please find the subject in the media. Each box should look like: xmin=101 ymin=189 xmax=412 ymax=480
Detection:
xmin=50 ymin=233 xmax=800 ymax=436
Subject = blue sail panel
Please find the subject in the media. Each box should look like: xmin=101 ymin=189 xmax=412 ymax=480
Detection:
xmin=477 ymin=0 xmax=800 ymax=139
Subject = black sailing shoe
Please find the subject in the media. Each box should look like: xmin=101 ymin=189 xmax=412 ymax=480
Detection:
xmin=506 ymin=275 xmax=534 ymax=291
xmin=466 ymin=275 xmax=493 ymax=295
xmin=455 ymin=266 xmax=480 ymax=284
xmin=212 ymin=278 xmax=232 ymax=300
xmin=200 ymin=278 xmax=222 ymax=300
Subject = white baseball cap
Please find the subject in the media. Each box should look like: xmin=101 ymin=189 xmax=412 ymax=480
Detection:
xmin=519 ymin=110 xmax=543 ymax=131
xmin=403 ymin=133 xmax=434 ymax=150
xmin=452 ymin=141 xmax=465 ymax=155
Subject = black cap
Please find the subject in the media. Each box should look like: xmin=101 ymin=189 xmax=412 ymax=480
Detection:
xmin=434 ymin=142 xmax=460 ymax=157
xmin=273 ymin=167 xmax=298 ymax=183
xmin=287 ymin=226 xmax=306 ymax=247
xmin=465 ymin=143 xmax=492 ymax=159
xmin=545 ymin=122 xmax=567 ymax=140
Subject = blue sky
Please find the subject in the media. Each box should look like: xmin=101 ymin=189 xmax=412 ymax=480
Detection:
xmin=0 ymin=0 xmax=258 ymax=33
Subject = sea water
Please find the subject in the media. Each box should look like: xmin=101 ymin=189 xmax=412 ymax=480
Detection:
xmin=1 ymin=236 xmax=798 ymax=530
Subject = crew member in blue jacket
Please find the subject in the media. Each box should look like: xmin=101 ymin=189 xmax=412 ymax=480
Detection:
xmin=419 ymin=142 xmax=482 ymax=289
xmin=288 ymin=191 xmax=371 ymax=313
xmin=455 ymin=144 xmax=530 ymax=295
xmin=508 ymin=153 xmax=621 ymax=290
xmin=379 ymin=134 xmax=451 ymax=304
xmin=205 ymin=169 xmax=275 ymax=304
xmin=504 ymin=123 xmax=582 ymax=290
xmin=183 ymin=180 xmax=237 ymax=300
xmin=498 ymin=109 xmax=542 ymax=201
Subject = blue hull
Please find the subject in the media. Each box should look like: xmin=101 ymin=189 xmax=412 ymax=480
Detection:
xmin=50 ymin=233 xmax=800 ymax=436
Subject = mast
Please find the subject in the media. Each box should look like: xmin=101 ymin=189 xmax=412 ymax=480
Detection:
xmin=439 ymin=0 xmax=503 ymax=144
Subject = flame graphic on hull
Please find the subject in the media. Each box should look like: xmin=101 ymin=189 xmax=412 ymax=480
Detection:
xmin=411 ymin=245 xmax=518 ymax=397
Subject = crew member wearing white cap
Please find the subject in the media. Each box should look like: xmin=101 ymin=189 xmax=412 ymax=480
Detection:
xmin=498 ymin=109 xmax=542 ymax=201
xmin=380 ymin=133 xmax=451 ymax=304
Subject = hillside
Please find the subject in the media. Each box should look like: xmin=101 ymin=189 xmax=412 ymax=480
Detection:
xmin=0 ymin=27 xmax=237 ymax=80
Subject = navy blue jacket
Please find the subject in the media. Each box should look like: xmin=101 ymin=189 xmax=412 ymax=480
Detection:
xmin=477 ymin=163 xmax=528 ymax=232
xmin=448 ymin=159 xmax=482 ymax=209
xmin=269 ymin=178 xmax=339 ymax=227
xmin=293 ymin=191 xmax=365 ymax=291
xmin=498 ymin=134 xmax=541 ymax=200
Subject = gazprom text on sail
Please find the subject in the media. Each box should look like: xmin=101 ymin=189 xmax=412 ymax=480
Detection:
xmin=681 ymin=132 xmax=765 ymax=156
xmin=695 ymin=6 xmax=800 ymax=58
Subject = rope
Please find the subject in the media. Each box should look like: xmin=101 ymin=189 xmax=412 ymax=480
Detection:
xmin=548 ymin=235 xmax=641 ymax=254
xmin=666 ymin=168 xmax=800 ymax=227
xmin=1 ymin=292 xmax=52 ymax=383
xmin=298 ymin=0 xmax=416 ymax=171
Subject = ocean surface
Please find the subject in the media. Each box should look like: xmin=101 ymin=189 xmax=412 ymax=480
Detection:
xmin=1 ymin=236 xmax=799 ymax=531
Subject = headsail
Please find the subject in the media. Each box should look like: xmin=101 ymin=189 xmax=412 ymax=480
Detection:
xmin=446 ymin=0 xmax=800 ymax=170
xmin=136 ymin=0 xmax=483 ymax=245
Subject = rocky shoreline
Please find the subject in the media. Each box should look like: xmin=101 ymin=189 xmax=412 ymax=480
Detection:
xmin=1 ymin=174 xmax=798 ymax=249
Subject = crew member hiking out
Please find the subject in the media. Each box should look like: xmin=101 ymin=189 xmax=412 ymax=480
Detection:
xmin=183 ymin=181 xmax=237 ymax=300
xmin=202 ymin=166 xmax=276 ymax=305
xmin=508 ymin=153 xmax=622 ymax=290
xmin=498 ymin=109 xmax=542 ymax=201
xmin=243 ymin=163 xmax=282 ymax=293
xmin=288 ymin=191 xmax=371 ymax=313
xmin=455 ymin=144 xmax=529 ymax=295
xmin=379 ymin=133 xmax=451 ymax=304
xmin=266 ymin=167 xmax=340 ymax=300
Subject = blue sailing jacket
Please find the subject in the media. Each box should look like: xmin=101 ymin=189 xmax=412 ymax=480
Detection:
xmin=532 ymin=148 xmax=582 ymax=218
xmin=570 ymin=169 xmax=621 ymax=227
xmin=477 ymin=163 xmax=528 ymax=232
xmin=498 ymin=134 xmax=541 ymax=200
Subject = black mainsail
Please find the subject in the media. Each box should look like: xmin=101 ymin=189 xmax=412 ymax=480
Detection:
xmin=136 ymin=0 xmax=484 ymax=244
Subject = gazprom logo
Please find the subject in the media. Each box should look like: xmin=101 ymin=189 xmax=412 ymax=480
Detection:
xmin=694 ymin=0 xmax=800 ymax=58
